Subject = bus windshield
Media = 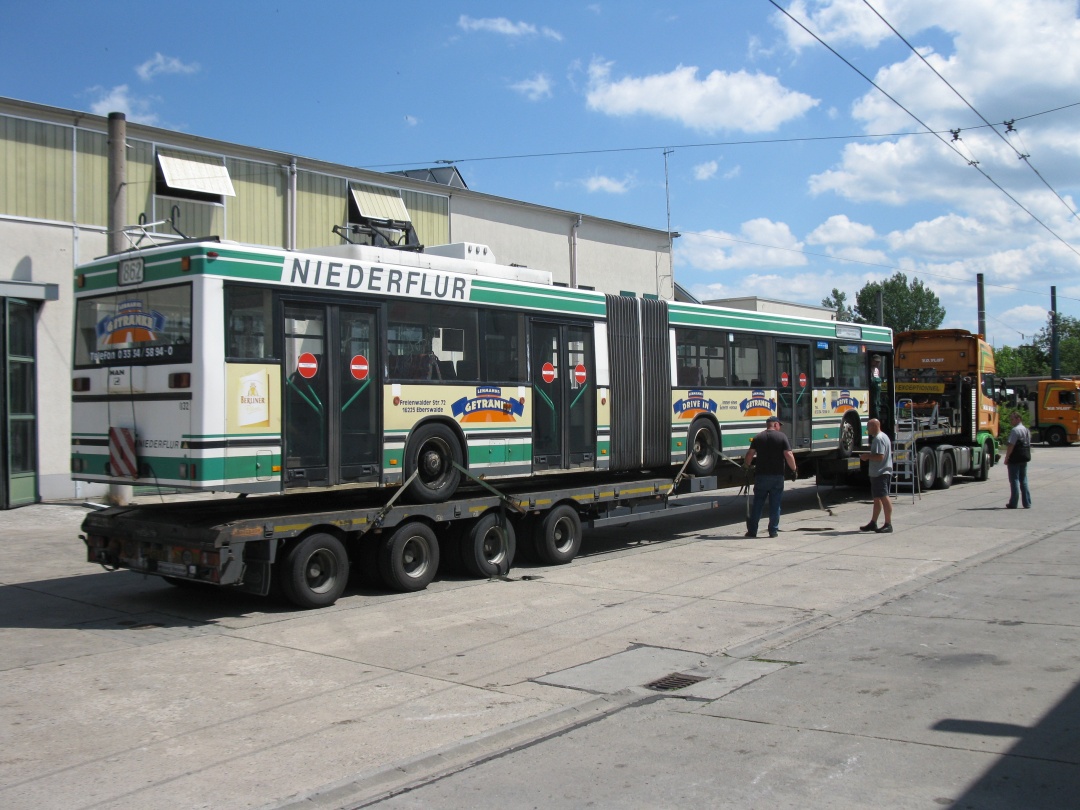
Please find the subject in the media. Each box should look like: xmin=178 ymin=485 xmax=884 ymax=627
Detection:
xmin=74 ymin=284 xmax=193 ymax=367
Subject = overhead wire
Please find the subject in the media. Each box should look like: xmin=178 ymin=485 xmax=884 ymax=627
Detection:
xmin=767 ymin=0 xmax=1080 ymax=260
xmin=860 ymin=0 xmax=1080 ymax=224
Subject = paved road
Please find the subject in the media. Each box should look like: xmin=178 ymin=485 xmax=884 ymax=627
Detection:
xmin=1 ymin=447 xmax=1077 ymax=809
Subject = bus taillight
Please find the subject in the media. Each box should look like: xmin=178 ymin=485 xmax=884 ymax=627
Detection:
xmin=72 ymin=377 xmax=91 ymax=392
xmin=169 ymin=373 xmax=191 ymax=388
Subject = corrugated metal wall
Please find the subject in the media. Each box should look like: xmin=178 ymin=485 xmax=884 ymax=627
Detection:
xmin=401 ymin=187 xmax=449 ymax=247
xmin=0 ymin=116 xmax=72 ymax=221
xmin=296 ymin=171 xmax=347 ymax=250
xmin=227 ymin=157 xmax=286 ymax=247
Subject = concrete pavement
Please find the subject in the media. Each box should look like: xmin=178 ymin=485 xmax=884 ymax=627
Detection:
xmin=0 ymin=447 xmax=1077 ymax=809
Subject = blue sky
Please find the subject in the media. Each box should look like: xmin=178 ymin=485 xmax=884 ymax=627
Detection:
xmin=4 ymin=1 xmax=1080 ymax=348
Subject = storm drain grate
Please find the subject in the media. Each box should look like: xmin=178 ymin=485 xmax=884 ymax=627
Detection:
xmin=645 ymin=672 xmax=708 ymax=692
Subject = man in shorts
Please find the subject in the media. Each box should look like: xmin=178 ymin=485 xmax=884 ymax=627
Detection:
xmin=859 ymin=418 xmax=893 ymax=533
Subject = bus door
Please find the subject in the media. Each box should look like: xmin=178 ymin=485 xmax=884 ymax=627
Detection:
xmin=283 ymin=302 xmax=380 ymax=488
xmin=530 ymin=321 xmax=596 ymax=471
xmin=776 ymin=342 xmax=812 ymax=450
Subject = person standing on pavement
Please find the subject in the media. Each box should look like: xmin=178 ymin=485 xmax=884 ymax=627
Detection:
xmin=743 ymin=415 xmax=798 ymax=538
xmin=859 ymin=418 xmax=894 ymax=533
xmin=1004 ymin=411 xmax=1033 ymax=509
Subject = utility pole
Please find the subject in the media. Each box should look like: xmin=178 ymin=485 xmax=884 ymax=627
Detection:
xmin=977 ymin=273 xmax=986 ymax=338
xmin=107 ymin=112 xmax=132 ymax=507
xmin=1051 ymin=286 xmax=1060 ymax=379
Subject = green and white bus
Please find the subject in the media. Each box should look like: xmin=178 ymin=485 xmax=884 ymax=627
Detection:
xmin=71 ymin=237 xmax=893 ymax=503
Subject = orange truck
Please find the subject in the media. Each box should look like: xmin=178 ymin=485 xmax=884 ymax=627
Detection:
xmin=893 ymin=329 xmax=1000 ymax=488
xmin=1001 ymin=376 xmax=1080 ymax=446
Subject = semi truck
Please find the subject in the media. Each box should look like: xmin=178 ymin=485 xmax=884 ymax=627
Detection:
xmin=1000 ymin=376 xmax=1080 ymax=446
xmin=892 ymin=329 xmax=1000 ymax=489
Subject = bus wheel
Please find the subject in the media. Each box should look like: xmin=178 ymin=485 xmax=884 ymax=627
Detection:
xmin=935 ymin=452 xmax=955 ymax=489
xmin=534 ymin=504 xmax=583 ymax=565
xmin=379 ymin=522 xmax=439 ymax=592
xmin=279 ymin=532 xmax=349 ymax=609
xmin=404 ymin=423 xmax=463 ymax=503
xmin=839 ymin=420 xmax=856 ymax=458
xmin=687 ymin=420 xmax=720 ymax=476
xmin=973 ymin=444 xmax=991 ymax=481
xmin=917 ymin=447 xmax=937 ymax=491
xmin=461 ymin=512 xmax=516 ymax=577
xmin=1046 ymin=426 xmax=1067 ymax=447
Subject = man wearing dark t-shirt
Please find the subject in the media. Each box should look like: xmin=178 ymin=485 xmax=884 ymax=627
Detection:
xmin=743 ymin=415 xmax=798 ymax=538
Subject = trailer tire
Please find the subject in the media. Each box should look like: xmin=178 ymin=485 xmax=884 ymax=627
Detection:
xmin=687 ymin=419 xmax=720 ymax=476
xmin=917 ymin=447 xmax=937 ymax=491
xmin=279 ymin=533 xmax=349 ymax=609
xmin=935 ymin=452 xmax=955 ymax=489
xmin=534 ymin=504 xmax=583 ymax=565
xmin=404 ymin=423 xmax=463 ymax=503
xmin=1046 ymin=426 xmax=1068 ymax=447
xmin=379 ymin=522 xmax=439 ymax=592
xmin=461 ymin=512 xmax=516 ymax=577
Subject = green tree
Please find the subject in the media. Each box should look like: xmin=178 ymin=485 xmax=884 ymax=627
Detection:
xmin=821 ymin=288 xmax=853 ymax=321
xmin=853 ymin=272 xmax=945 ymax=333
xmin=994 ymin=344 xmax=1048 ymax=377
xmin=1034 ymin=313 xmax=1080 ymax=376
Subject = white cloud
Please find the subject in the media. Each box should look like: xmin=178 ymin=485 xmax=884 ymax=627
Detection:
xmin=403 ymin=114 xmax=419 ymax=126
xmin=680 ymin=219 xmax=807 ymax=271
xmin=87 ymin=85 xmax=159 ymax=125
xmin=457 ymin=15 xmax=562 ymax=40
xmin=136 ymin=52 xmax=199 ymax=81
xmin=693 ymin=160 xmax=718 ymax=181
xmin=511 ymin=73 xmax=553 ymax=101
xmin=585 ymin=58 xmax=818 ymax=133
xmin=806 ymin=214 xmax=876 ymax=245
xmin=583 ymin=174 xmax=633 ymax=193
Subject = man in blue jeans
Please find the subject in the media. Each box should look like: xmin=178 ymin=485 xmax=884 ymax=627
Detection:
xmin=743 ymin=415 xmax=798 ymax=538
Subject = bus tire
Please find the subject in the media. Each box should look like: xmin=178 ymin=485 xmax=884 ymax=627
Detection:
xmin=379 ymin=522 xmax=439 ymax=592
xmin=279 ymin=532 xmax=349 ymax=609
xmin=404 ymin=423 xmax=463 ymax=503
xmin=839 ymin=419 xmax=857 ymax=458
xmin=687 ymin=419 xmax=720 ymax=476
xmin=935 ymin=452 xmax=955 ymax=489
xmin=1046 ymin=426 xmax=1067 ymax=447
xmin=534 ymin=504 xmax=583 ymax=565
xmin=917 ymin=447 xmax=937 ymax=491
xmin=461 ymin=512 xmax=516 ymax=577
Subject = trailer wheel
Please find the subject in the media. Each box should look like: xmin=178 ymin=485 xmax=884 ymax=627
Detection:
xmin=687 ymin=420 xmax=720 ymax=476
xmin=404 ymin=423 xmax=463 ymax=503
xmin=534 ymin=504 xmax=583 ymax=565
xmin=917 ymin=447 xmax=937 ymax=491
xmin=1046 ymin=426 xmax=1068 ymax=447
xmin=934 ymin=452 xmax=955 ymax=489
xmin=379 ymin=522 xmax=439 ymax=592
xmin=279 ymin=533 xmax=349 ymax=609
xmin=461 ymin=512 xmax=516 ymax=577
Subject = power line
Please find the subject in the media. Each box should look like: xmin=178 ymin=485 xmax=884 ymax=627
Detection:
xmin=768 ymin=0 xmax=1080 ymax=261
xmin=860 ymin=0 xmax=1080 ymax=225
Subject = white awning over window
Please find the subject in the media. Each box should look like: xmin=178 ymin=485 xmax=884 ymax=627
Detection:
xmin=350 ymin=183 xmax=411 ymax=222
xmin=158 ymin=149 xmax=236 ymax=197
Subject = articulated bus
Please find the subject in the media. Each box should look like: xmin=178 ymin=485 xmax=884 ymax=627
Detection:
xmin=71 ymin=238 xmax=893 ymax=503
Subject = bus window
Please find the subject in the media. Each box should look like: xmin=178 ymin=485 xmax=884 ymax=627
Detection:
xmin=387 ymin=301 xmax=478 ymax=381
xmin=837 ymin=344 xmax=866 ymax=388
xmin=730 ymin=333 xmax=767 ymax=387
xmin=480 ymin=310 xmax=527 ymax=382
xmin=674 ymin=328 xmax=725 ymax=386
xmin=225 ymin=286 xmax=273 ymax=360
xmin=73 ymin=284 xmax=192 ymax=368
xmin=814 ymin=341 xmax=834 ymax=387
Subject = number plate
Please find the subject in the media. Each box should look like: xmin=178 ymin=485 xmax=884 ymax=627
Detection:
xmin=118 ymin=257 xmax=144 ymax=286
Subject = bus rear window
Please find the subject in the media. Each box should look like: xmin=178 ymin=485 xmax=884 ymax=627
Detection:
xmin=74 ymin=285 xmax=192 ymax=367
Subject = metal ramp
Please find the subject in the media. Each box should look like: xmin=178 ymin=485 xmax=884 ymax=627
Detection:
xmin=891 ymin=398 xmax=922 ymax=502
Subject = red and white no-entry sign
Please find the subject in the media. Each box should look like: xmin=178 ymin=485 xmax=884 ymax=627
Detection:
xmin=350 ymin=354 xmax=369 ymax=380
xmin=574 ymin=364 xmax=587 ymax=384
xmin=798 ymin=372 xmax=808 ymax=388
xmin=541 ymin=362 xmax=556 ymax=383
xmin=297 ymin=352 xmax=318 ymax=379
xmin=780 ymin=371 xmax=790 ymax=387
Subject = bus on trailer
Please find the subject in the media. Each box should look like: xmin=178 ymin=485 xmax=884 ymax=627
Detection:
xmin=71 ymin=238 xmax=893 ymax=504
